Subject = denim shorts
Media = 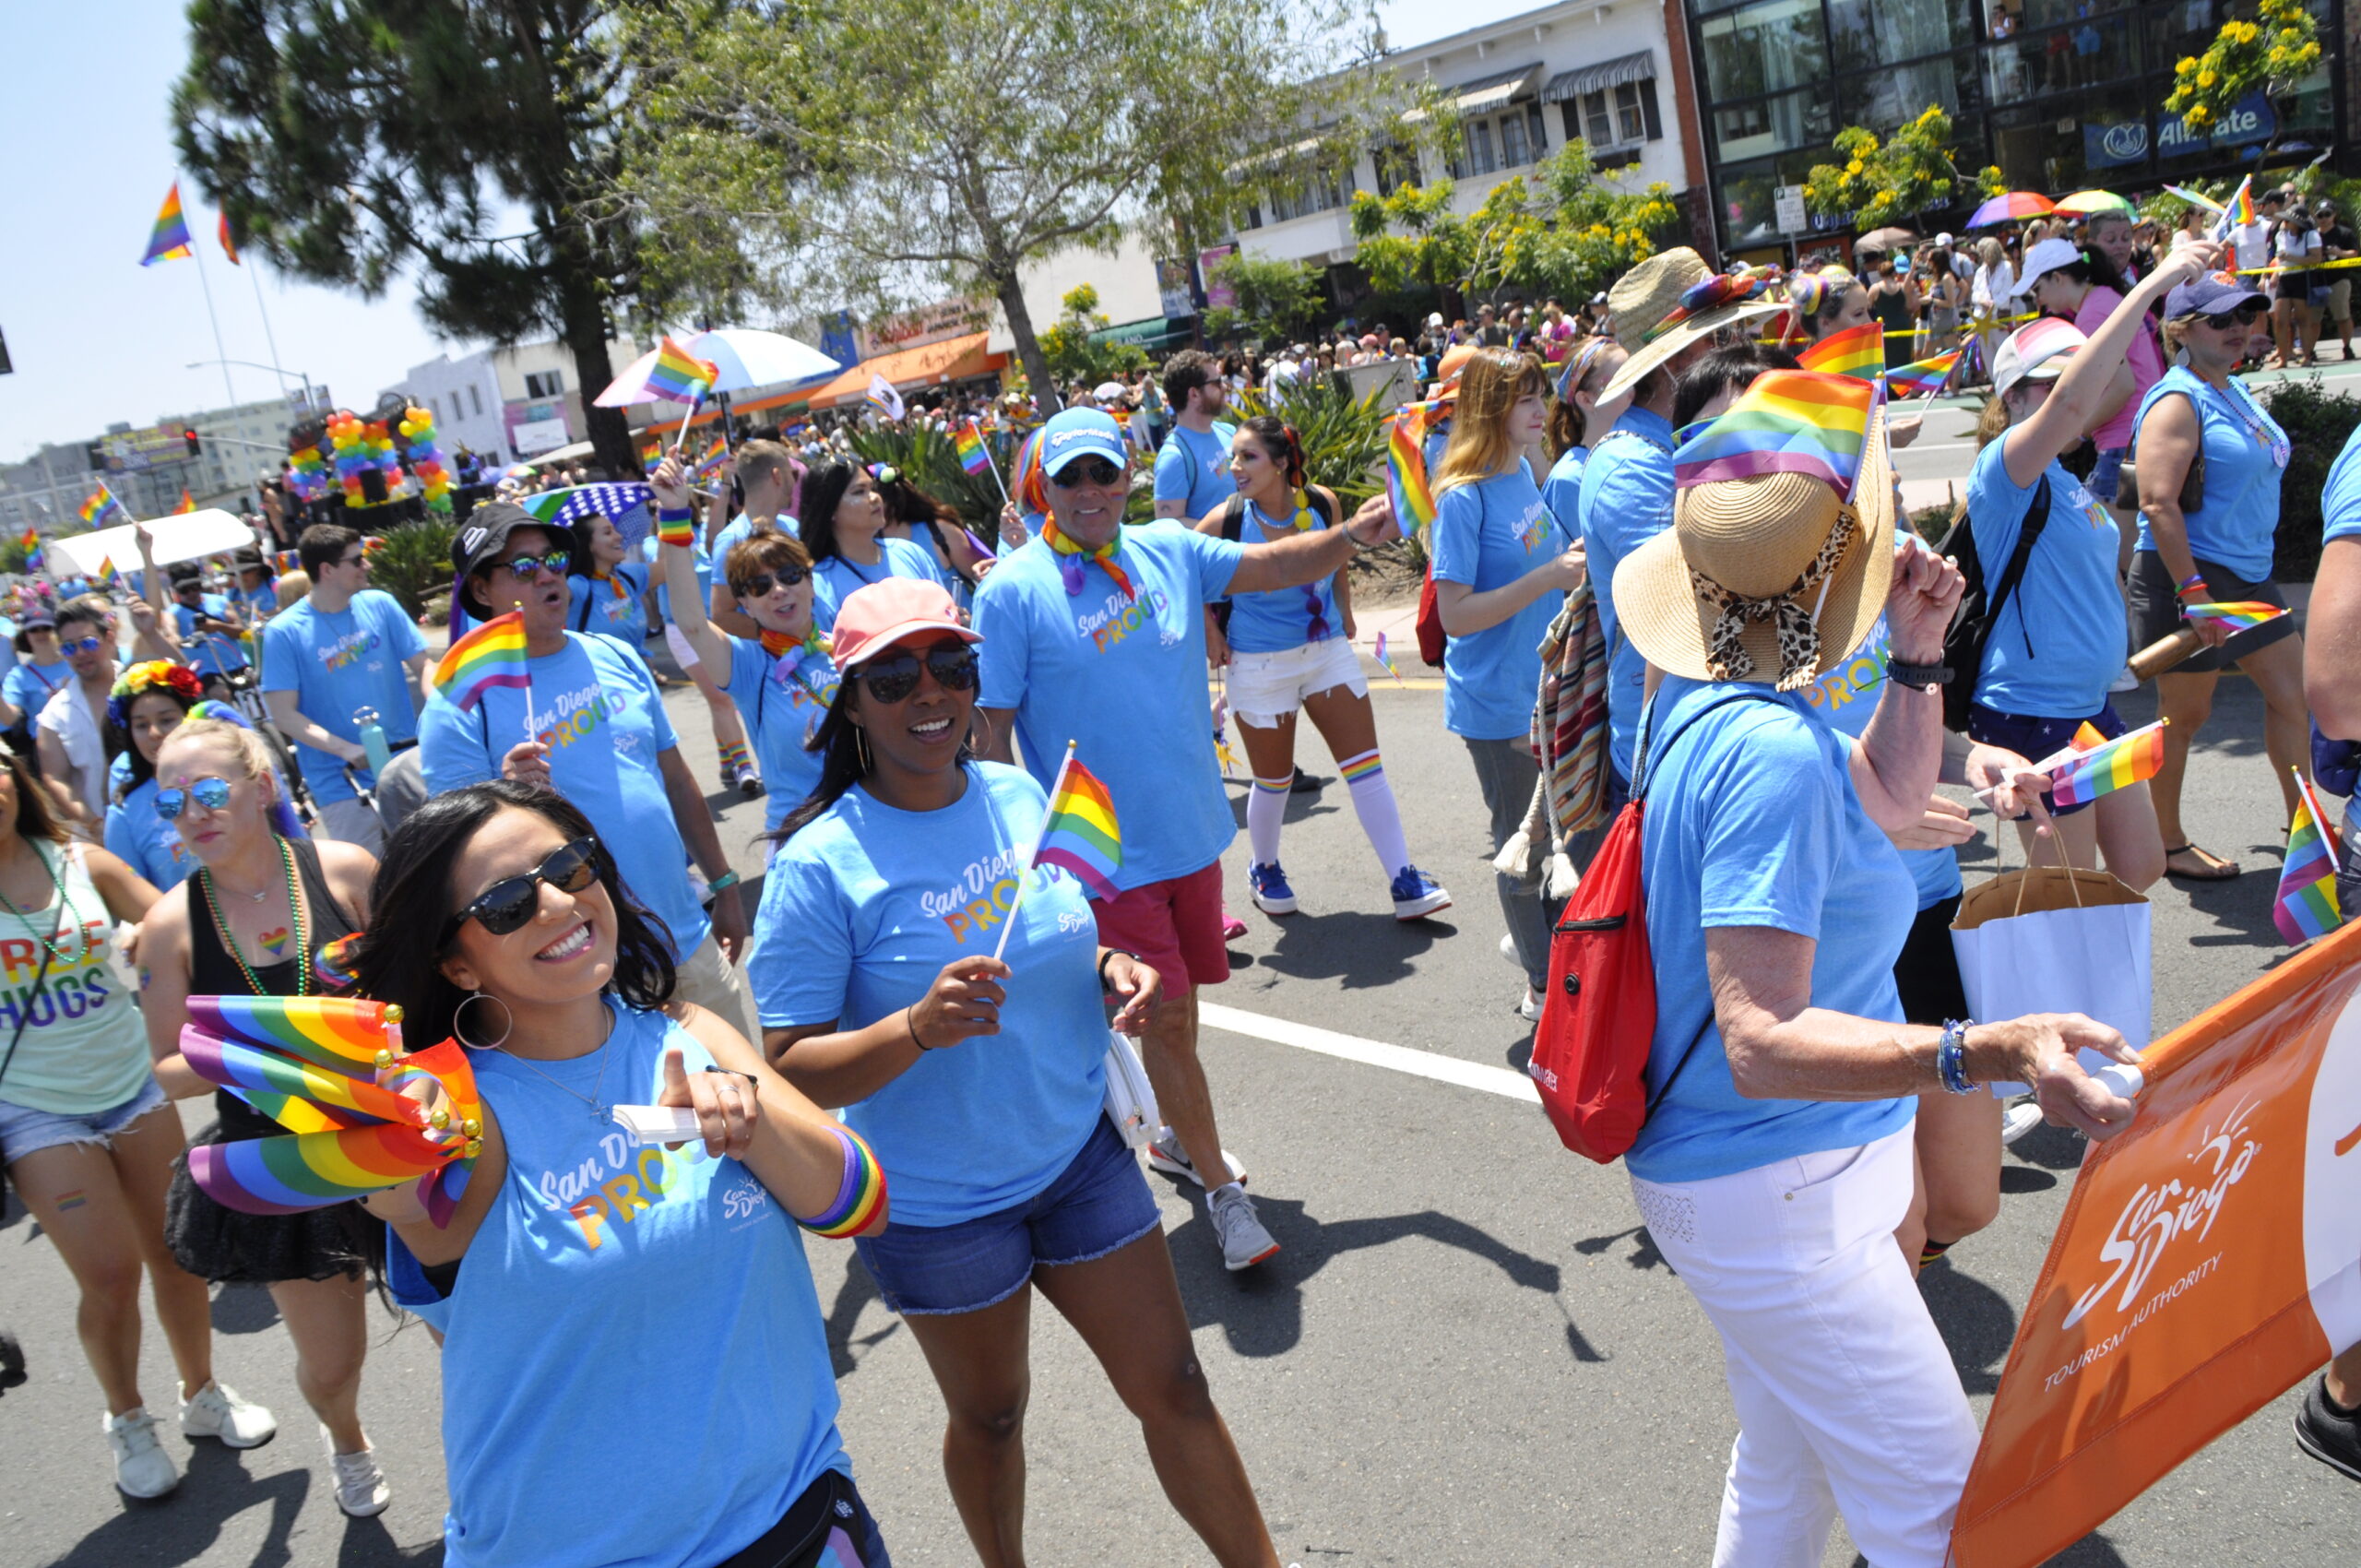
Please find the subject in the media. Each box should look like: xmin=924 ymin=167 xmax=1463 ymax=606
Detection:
xmin=1964 ymin=700 xmax=2126 ymax=818
xmin=853 ymin=1115 xmax=1163 ymax=1316
xmin=0 ymin=1075 xmax=168 ymax=1166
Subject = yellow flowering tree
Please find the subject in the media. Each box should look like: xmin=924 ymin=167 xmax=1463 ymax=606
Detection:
xmin=2164 ymin=0 xmax=2321 ymax=148
xmin=1801 ymin=108 xmax=2006 ymax=232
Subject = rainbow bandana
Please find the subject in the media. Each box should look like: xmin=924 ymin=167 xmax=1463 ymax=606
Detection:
xmin=1043 ymin=520 xmax=1135 ymax=602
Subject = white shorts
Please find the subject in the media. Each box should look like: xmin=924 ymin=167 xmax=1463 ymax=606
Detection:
xmin=1227 ymin=636 xmax=1368 ymax=729
xmin=664 ymin=622 xmax=701 ymax=671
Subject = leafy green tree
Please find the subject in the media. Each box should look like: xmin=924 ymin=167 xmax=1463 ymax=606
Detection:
xmin=1802 ymin=107 xmax=2005 ymax=232
xmin=2164 ymin=0 xmax=2323 ymax=164
xmin=174 ymin=1 xmax=656 ymax=476
xmin=1036 ymin=285 xmax=1152 ymax=389
xmin=1203 ymin=253 xmax=1324 ymax=346
xmin=620 ymin=0 xmax=1368 ymax=412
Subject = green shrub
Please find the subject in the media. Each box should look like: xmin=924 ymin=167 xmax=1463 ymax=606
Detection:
xmin=844 ymin=424 xmax=1010 ymax=542
xmin=2261 ymin=376 xmax=2361 ymax=582
xmin=1230 ymin=374 xmax=1394 ymax=511
xmin=365 ymin=516 xmax=457 ymax=617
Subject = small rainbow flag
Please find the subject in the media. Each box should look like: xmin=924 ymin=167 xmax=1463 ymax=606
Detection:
xmin=1387 ymin=405 xmax=1439 ymax=539
xmin=18 ymin=526 xmax=39 ymax=552
xmin=2184 ymin=601 xmax=2289 ymax=634
xmin=1673 ymin=371 xmax=1877 ymax=500
xmin=432 ymin=610 xmax=531 ymax=713
xmin=644 ymin=336 xmax=718 ymax=404
xmin=2047 ymin=719 xmax=2165 ymax=808
xmin=174 ymin=489 xmax=196 ymax=515
xmin=1796 ymin=321 xmax=1885 ymax=382
xmin=2213 ymin=175 xmax=2256 ymax=241
xmin=97 ymin=557 xmax=120 ymax=590
xmin=218 ymin=211 xmax=241 ymax=266
xmin=79 ymin=486 xmax=126 ymax=528
xmin=690 ymin=436 xmax=730 ymax=481
xmin=2274 ymin=770 xmax=2344 ymax=944
xmin=1033 ymin=752 xmax=1121 ymax=901
xmin=2071 ymin=720 xmax=2108 ymax=752
xmin=1883 ymin=350 xmax=1961 ymax=398
xmin=954 ymin=421 xmax=991 ymax=476
xmin=1372 ymin=631 xmax=1405 ymax=684
xmin=141 ymin=181 xmax=195 ymax=266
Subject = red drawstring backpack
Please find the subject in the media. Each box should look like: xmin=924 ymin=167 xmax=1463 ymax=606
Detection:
xmin=1528 ymin=692 xmax=1777 ymax=1162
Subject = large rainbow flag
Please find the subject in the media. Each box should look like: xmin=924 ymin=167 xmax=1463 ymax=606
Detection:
xmin=432 ymin=611 xmax=530 ymax=712
xmin=644 ymin=336 xmax=718 ymax=404
xmin=1033 ymin=753 xmax=1121 ymax=900
xmin=1672 ymin=370 xmax=1877 ymax=499
xmin=1796 ymin=320 xmax=1886 ymax=381
xmin=2183 ymin=600 xmax=2289 ymax=634
xmin=2047 ymin=719 xmax=2165 ymax=808
xmin=2273 ymin=770 xmax=2343 ymax=944
xmin=141 ymin=181 xmax=194 ymax=267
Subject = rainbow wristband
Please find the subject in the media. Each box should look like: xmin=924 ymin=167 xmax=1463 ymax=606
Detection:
xmin=799 ymin=1123 xmax=885 ymax=1239
xmin=656 ymin=505 xmax=695 ymax=548
xmin=2177 ymin=572 xmax=2208 ymax=598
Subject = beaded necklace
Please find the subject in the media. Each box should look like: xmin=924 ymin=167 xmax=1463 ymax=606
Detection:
xmin=1246 ymin=490 xmax=1331 ymax=641
xmin=201 ymin=836 xmax=307 ymax=997
xmin=0 ymin=841 xmax=89 ymax=971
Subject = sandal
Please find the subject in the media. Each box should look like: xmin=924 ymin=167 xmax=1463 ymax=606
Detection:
xmin=2164 ymin=843 xmax=2241 ymax=881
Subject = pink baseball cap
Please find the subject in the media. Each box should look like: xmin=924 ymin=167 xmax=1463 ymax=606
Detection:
xmin=828 ymin=578 xmax=980 ymax=671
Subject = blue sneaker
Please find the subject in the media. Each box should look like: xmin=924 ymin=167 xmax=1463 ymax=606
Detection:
xmin=1390 ymin=865 xmax=1452 ymax=921
xmin=1248 ymin=861 xmax=1298 ymax=915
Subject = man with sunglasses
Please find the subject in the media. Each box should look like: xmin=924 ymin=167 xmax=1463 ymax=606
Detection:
xmin=971 ymin=407 xmax=1397 ymax=1271
xmin=418 ymin=502 xmax=760 ymax=1039
xmin=706 ymin=439 xmax=802 ymax=642
xmin=259 ymin=524 xmax=431 ymax=852
xmin=1152 ymin=350 xmax=1235 ymax=531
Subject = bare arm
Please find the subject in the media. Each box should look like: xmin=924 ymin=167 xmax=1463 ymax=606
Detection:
xmin=1845 ymin=540 xmax=1962 ymax=832
xmin=975 ymin=707 xmax=1016 ymax=766
xmin=1222 ymin=493 xmax=1395 ymax=598
xmin=675 ymin=1003 xmax=884 ymax=1228
xmin=265 ymin=689 xmax=367 ymax=767
xmin=762 ymin=956 xmax=1009 ymax=1106
xmin=405 ymin=649 xmax=433 ymax=712
xmin=658 ymin=745 xmax=746 ymax=961
xmin=139 ymin=888 xmax=208 ymax=1099
xmin=2309 ymin=537 xmax=2361 ymax=738
xmin=82 ymin=846 xmax=160 ymax=926
xmin=1433 ymin=548 xmax=1584 ymax=637
xmin=658 ymin=533 xmax=730 ymax=671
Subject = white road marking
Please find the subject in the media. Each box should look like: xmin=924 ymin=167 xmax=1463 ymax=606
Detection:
xmin=1198 ymin=1001 xmax=1540 ymax=1103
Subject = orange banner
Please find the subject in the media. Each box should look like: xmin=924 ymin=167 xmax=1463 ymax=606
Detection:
xmin=1952 ymin=920 xmax=2361 ymax=1566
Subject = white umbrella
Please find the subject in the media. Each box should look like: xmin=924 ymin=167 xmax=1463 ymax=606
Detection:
xmin=47 ymin=511 xmax=257 ymax=577
xmin=595 ymin=328 xmax=839 ymax=408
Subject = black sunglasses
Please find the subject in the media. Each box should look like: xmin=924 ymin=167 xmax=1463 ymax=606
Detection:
xmin=2201 ymin=302 xmax=2267 ymax=329
xmin=731 ymin=564 xmax=811 ymax=599
xmin=1050 ymin=458 xmax=1124 ymax=489
xmin=441 ymin=836 xmax=601 ymax=944
xmin=855 ymin=645 xmax=979 ymax=705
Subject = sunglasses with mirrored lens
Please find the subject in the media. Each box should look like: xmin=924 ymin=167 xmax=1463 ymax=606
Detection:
xmin=494 ymin=550 xmax=573 ymax=577
xmin=2203 ymin=303 xmax=2267 ymax=329
xmin=441 ymin=836 xmax=600 ymax=944
xmin=60 ymin=636 xmax=104 ymax=657
xmin=155 ymin=776 xmax=233 ymax=820
xmin=856 ymin=646 xmax=979 ymax=704
xmin=1050 ymin=458 xmax=1123 ymax=489
xmin=732 ymin=564 xmax=812 ymax=599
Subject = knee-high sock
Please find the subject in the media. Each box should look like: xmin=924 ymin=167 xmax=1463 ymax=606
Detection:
xmin=1248 ymin=775 xmax=1291 ymax=865
xmin=1338 ymin=749 xmax=1413 ymax=877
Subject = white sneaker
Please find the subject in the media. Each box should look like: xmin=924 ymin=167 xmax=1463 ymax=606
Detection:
xmin=2108 ymin=665 xmax=2139 ymax=694
xmin=1146 ymin=1128 xmax=1245 ymax=1189
xmin=1208 ymin=1183 xmax=1279 ymax=1271
xmin=324 ymin=1428 xmax=391 ymax=1516
xmin=180 ymin=1380 xmax=277 ymax=1448
xmin=1499 ymin=933 xmax=1521 ymax=968
xmin=1517 ymin=986 xmax=1544 ymax=1022
xmin=105 ymin=1407 xmax=180 ymax=1499
xmin=2000 ymin=1099 xmax=2046 ymax=1146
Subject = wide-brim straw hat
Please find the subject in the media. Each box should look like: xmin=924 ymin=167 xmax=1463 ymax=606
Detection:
xmin=1599 ymin=250 xmax=1788 ymax=401
xmin=1613 ymin=400 xmax=1896 ymax=690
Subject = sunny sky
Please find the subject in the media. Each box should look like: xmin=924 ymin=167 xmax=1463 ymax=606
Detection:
xmin=0 ymin=0 xmax=1532 ymax=466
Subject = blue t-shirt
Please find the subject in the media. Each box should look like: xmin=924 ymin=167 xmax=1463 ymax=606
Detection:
xmin=231 ymin=583 xmax=277 ymax=624
xmin=752 ymin=764 xmax=1107 ymax=1226
xmin=418 ymin=631 xmax=708 ymax=961
xmin=3 ymin=658 xmax=67 ymax=722
xmin=721 ymin=635 xmax=838 ymax=835
xmin=1153 ymin=423 xmax=1238 ymax=520
xmin=1630 ymin=679 xmax=1918 ymax=1184
xmin=387 ymin=1000 xmax=848 ymax=1568
xmin=1430 ymin=467 xmax=1564 ymax=741
xmin=1539 ymin=443 xmax=1588 ymax=544
xmin=643 ymin=531 xmax=710 ymax=625
xmin=1222 ymin=497 xmax=1342 ymax=655
xmin=811 ymin=537 xmax=944 ymax=631
xmin=105 ymin=775 xmax=194 ymax=891
xmin=172 ymin=594 xmax=250 ymax=676
xmin=974 ymin=522 xmax=1246 ymax=888
xmin=566 ymin=562 xmax=651 ymax=652
xmin=1579 ymin=410 xmax=1678 ymax=781
xmin=2323 ymin=423 xmax=2361 ymax=544
xmin=1965 ymin=439 xmax=2123 ymax=719
xmin=258 ymin=590 xmax=427 ymax=805
xmin=1801 ymin=602 xmax=1964 ymax=911
xmin=2131 ymin=366 xmax=2289 ymax=580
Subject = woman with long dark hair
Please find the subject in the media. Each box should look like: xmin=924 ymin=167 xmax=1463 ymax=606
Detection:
xmin=565 ymin=509 xmax=652 ymax=653
xmin=751 ymin=577 xmax=1288 ymax=1568
xmin=797 ymin=459 xmax=947 ymax=630
xmin=101 ymin=661 xmax=206 ymax=890
xmin=352 ymin=780 xmax=890 ymax=1568
xmin=873 ymin=464 xmax=990 ymax=598
xmin=136 ymin=718 xmax=391 ymax=1515
xmin=2015 ymin=236 xmax=2157 ymax=512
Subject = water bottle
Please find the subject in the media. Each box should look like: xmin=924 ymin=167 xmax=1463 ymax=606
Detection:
xmin=354 ymin=707 xmax=393 ymax=777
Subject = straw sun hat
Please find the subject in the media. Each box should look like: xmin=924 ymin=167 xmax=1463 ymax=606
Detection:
xmin=1599 ymin=250 xmax=1793 ymax=401
xmin=1613 ymin=382 xmax=1895 ymax=692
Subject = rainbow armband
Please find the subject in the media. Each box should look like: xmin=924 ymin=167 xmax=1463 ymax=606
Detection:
xmin=656 ymin=506 xmax=695 ymax=548
xmin=800 ymin=1123 xmax=885 ymax=1240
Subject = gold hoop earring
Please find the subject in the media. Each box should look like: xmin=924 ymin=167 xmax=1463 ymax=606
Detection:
xmin=853 ymin=723 xmax=873 ymax=774
xmin=453 ymin=991 xmax=513 ymax=1051
xmin=967 ymin=707 xmax=994 ymax=757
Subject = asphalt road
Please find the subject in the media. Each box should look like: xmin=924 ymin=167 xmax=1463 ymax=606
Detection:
xmin=2 ymin=645 xmax=2357 ymax=1566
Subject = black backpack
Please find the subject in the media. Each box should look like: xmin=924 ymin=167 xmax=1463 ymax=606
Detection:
xmin=1209 ymin=489 xmax=1337 ymax=634
xmin=1935 ymin=473 xmax=2048 ymax=733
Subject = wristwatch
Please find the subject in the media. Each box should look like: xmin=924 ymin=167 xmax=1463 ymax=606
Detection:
xmin=1884 ymin=658 xmax=1951 ymax=692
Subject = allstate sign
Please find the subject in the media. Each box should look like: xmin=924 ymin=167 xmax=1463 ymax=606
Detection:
xmin=2082 ymin=90 xmax=2276 ymax=170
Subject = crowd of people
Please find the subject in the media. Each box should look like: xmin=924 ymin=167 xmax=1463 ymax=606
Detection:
xmin=6 ymin=184 xmax=2361 ymax=1568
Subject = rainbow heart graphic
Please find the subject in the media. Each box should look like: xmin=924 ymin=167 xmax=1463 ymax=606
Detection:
xmin=259 ymin=927 xmax=291 ymax=958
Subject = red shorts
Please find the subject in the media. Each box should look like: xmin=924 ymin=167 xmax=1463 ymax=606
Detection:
xmin=1090 ymin=861 xmax=1230 ymax=996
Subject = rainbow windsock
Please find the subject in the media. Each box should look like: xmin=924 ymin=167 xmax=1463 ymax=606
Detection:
xmin=1882 ymin=350 xmax=1961 ymax=398
xmin=1796 ymin=321 xmax=1886 ymax=381
xmin=2183 ymin=601 xmax=2289 ymax=634
xmin=644 ymin=336 xmax=718 ymax=403
xmin=1673 ymin=371 xmax=1877 ymax=500
xmin=2047 ymin=720 xmax=2165 ymax=808
xmin=1372 ymin=630 xmax=1405 ymax=685
xmin=1387 ymin=405 xmax=1439 ymax=539
xmin=1033 ymin=753 xmax=1121 ymax=900
xmin=433 ymin=611 xmax=531 ymax=713
xmin=2274 ymin=770 xmax=2344 ymax=944
xmin=954 ymin=421 xmax=991 ymax=476
xmin=141 ymin=181 xmax=194 ymax=266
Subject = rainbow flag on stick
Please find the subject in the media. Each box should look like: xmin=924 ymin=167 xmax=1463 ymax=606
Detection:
xmin=1372 ymin=630 xmax=1406 ymax=685
xmin=2212 ymin=175 xmax=2256 ymax=242
xmin=97 ymin=557 xmax=121 ymax=591
xmin=432 ymin=611 xmax=531 ymax=716
xmin=79 ymin=486 xmax=126 ymax=528
xmin=2046 ymin=719 xmax=2166 ymax=809
xmin=1387 ymin=405 xmax=1439 ymax=540
xmin=141 ymin=181 xmax=194 ymax=266
xmin=690 ymin=436 xmax=730 ymax=481
xmin=644 ymin=336 xmax=718 ymax=404
xmin=993 ymin=743 xmax=1122 ymax=961
xmin=1883 ymin=349 xmax=1961 ymax=398
xmin=1797 ymin=321 xmax=1886 ymax=381
xmin=2183 ymin=600 xmax=2289 ymax=634
xmin=2273 ymin=769 xmax=2344 ymax=944
xmin=1673 ymin=371 xmax=1877 ymax=500
xmin=954 ymin=421 xmax=992 ymax=477
xmin=175 ymin=489 xmax=196 ymax=515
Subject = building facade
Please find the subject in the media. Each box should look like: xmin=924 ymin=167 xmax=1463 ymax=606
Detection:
xmin=383 ymin=336 xmax=646 ymax=462
xmin=0 ymin=389 xmax=336 ymax=533
xmin=396 ymin=351 xmax=510 ymax=462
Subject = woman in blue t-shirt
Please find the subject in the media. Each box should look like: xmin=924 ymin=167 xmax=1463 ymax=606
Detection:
xmin=1537 ymin=337 xmax=1631 ymax=543
xmin=102 ymin=661 xmax=206 ymax=890
xmin=2125 ymin=272 xmax=2311 ymax=882
xmin=353 ymin=780 xmax=890 ymax=1568
xmin=0 ymin=612 xmax=71 ymax=736
xmin=796 ymin=459 xmax=945 ymax=630
xmin=751 ymin=578 xmax=1291 ymax=1568
xmin=1201 ymin=416 xmax=1448 ymax=922
xmin=564 ymin=511 xmax=651 ymax=654
xmin=1964 ymin=244 xmax=2216 ymax=889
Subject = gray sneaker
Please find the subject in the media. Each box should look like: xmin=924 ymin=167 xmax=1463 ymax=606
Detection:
xmin=1208 ymin=1183 xmax=1278 ymax=1272
xmin=1146 ymin=1129 xmax=1244 ymax=1189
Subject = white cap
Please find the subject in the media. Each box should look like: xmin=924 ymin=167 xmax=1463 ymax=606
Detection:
xmin=2011 ymin=237 xmax=2084 ymax=298
xmin=1935 ymin=232 xmax=1954 ymax=246
xmin=1992 ymin=317 xmax=2089 ymax=399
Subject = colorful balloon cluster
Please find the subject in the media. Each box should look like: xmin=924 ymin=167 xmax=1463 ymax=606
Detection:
xmin=326 ymin=411 xmax=405 ymax=509
xmin=287 ymin=441 xmax=332 ymax=504
xmin=397 ymin=405 xmax=454 ymax=504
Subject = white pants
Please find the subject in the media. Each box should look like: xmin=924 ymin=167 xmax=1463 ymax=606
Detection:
xmin=673 ymin=930 xmax=758 ymax=1045
xmin=1629 ymin=1124 xmax=1976 ymax=1568
xmin=314 ymin=795 xmax=386 ymax=856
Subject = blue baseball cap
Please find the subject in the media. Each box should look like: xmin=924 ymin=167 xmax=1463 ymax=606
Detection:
xmin=2164 ymin=269 xmax=2268 ymax=321
xmin=1037 ymin=408 xmax=1129 ymax=477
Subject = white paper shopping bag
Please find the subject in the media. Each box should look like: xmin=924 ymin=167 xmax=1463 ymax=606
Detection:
xmin=1950 ymin=864 xmax=2153 ymax=1096
xmin=1102 ymin=1029 xmax=1161 ymax=1149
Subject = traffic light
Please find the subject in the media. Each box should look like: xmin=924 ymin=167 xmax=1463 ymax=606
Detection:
xmin=183 ymin=428 xmax=202 ymax=458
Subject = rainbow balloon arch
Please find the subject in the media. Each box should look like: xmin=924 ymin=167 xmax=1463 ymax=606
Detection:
xmin=287 ymin=404 xmax=457 ymax=516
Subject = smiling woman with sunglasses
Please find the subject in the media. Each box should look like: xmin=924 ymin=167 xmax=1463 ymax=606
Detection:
xmin=348 ymin=781 xmax=891 ymax=1568
xmin=135 ymin=717 xmax=396 ymax=1516
xmin=753 ymin=578 xmax=1292 ymax=1568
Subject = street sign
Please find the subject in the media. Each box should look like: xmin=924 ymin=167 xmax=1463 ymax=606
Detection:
xmin=1774 ymin=184 xmax=1809 ymax=235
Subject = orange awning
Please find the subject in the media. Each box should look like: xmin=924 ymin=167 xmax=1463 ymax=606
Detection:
xmin=803 ymin=331 xmax=1006 ymax=410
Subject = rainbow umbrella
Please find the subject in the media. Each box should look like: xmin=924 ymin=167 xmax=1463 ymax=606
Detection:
xmin=2053 ymin=189 xmax=2133 ymax=219
xmin=1968 ymin=191 xmax=2057 ymax=228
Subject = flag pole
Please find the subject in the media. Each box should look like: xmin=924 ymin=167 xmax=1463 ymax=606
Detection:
xmin=670 ymin=388 xmax=704 ymax=457
xmin=980 ymin=425 xmax=1010 ymax=503
xmin=190 ymin=238 xmax=239 ymax=412
xmin=991 ymin=739 xmax=1077 ymax=964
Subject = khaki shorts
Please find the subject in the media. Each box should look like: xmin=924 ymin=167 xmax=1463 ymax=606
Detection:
xmin=2331 ymin=279 xmax=2353 ymax=326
